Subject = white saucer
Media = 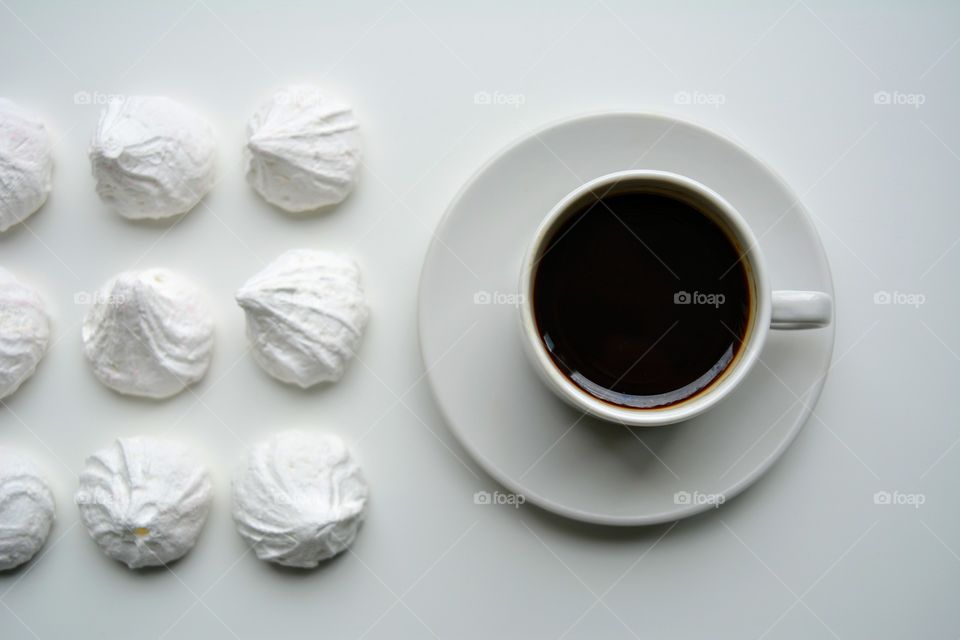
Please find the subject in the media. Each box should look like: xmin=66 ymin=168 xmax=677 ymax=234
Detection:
xmin=418 ymin=112 xmax=835 ymax=526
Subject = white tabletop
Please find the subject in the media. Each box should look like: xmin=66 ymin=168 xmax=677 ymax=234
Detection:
xmin=0 ymin=1 xmax=957 ymax=638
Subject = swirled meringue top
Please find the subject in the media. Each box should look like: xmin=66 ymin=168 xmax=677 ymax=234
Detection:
xmin=0 ymin=448 xmax=55 ymax=571
xmin=82 ymin=268 xmax=214 ymax=399
xmin=232 ymin=431 xmax=368 ymax=568
xmin=89 ymin=96 xmax=216 ymax=220
xmin=235 ymin=249 xmax=368 ymax=387
xmin=245 ymin=85 xmax=360 ymax=212
xmin=0 ymin=268 xmax=50 ymax=400
xmin=75 ymin=436 xmax=212 ymax=569
xmin=0 ymin=98 xmax=53 ymax=232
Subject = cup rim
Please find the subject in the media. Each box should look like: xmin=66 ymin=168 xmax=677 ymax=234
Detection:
xmin=518 ymin=169 xmax=772 ymax=427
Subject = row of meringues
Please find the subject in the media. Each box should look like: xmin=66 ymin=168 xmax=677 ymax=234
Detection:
xmin=0 ymin=430 xmax=368 ymax=572
xmin=0 ymin=247 xmax=369 ymax=401
xmin=0 ymin=84 xmax=360 ymax=232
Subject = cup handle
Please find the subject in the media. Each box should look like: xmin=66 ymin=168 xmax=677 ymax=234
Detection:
xmin=771 ymin=291 xmax=832 ymax=330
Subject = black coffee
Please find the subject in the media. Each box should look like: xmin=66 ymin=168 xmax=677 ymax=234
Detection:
xmin=532 ymin=189 xmax=751 ymax=409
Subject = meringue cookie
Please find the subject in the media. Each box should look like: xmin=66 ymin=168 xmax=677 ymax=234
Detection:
xmin=0 ymin=268 xmax=50 ymax=400
xmin=0 ymin=449 xmax=55 ymax=571
xmin=232 ymin=431 xmax=368 ymax=568
xmin=82 ymin=268 xmax=214 ymax=399
xmin=0 ymin=99 xmax=54 ymax=232
xmin=235 ymin=249 xmax=368 ymax=387
xmin=245 ymin=85 xmax=361 ymax=212
xmin=75 ymin=437 xmax=212 ymax=569
xmin=89 ymin=96 xmax=216 ymax=220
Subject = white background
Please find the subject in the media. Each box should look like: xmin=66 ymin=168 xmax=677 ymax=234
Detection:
xmin=1 ymin=1 xmax=958 ymax=638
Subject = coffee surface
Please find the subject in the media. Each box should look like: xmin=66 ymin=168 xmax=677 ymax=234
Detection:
xmin=532 ymin=190 xmax=750 ymax=408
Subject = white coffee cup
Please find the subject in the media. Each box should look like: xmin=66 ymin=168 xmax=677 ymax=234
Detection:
xmin=518 ymin=170 xmax=832 ymax=427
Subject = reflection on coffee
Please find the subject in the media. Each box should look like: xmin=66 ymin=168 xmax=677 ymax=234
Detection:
xmin=532 ymin=190 xmax=751 ymax=409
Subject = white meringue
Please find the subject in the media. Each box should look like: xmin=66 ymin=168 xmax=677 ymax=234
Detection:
xmin=89 ymin=96 xmax=216 ymax=220
xmin=0 ymin=449 xmax=55 ymax=571
xmin=81 ymin=268 xmax=214 ymax=399
xmin=232 ymin=431 xmax=368 ymax=568
xmin=75 ymin=436 xmax=212 ymax=569
xmin=0 ymin=268 xmax=50 ymax=400
xmin=245 ymin=85 xmax=361 ymax=212
xmin=0 ymin=99 xmax=54 ymax=232
xmin=235 ymin=250 xmax=369 ymax=387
